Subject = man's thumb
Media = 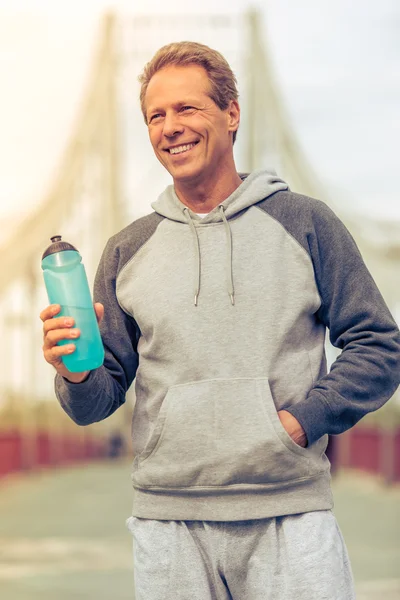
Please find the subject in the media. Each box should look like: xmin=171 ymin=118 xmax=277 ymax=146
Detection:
xmin=94 ymin=302 xmax=104 ymax=324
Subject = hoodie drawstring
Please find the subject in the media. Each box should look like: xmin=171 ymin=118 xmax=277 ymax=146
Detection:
xmin=183 ymin=208 xmax=201 ymax=306
xmin=219 ymin=206 xmax=235 ymax=306
xmin=183 ymin=206 xmax=235 ymax=306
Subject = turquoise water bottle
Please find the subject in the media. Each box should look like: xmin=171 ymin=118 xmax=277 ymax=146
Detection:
xmin=41 ymin=235 xmax=104 ymax=373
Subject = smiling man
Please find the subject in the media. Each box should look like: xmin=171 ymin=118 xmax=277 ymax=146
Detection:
xmin=144 ymin=63 xmax=242 ymax=209
xmin=41 ymin=42 xmax=400 ymax=599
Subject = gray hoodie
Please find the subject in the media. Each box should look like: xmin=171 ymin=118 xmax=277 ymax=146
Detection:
xmin=55 ymin=169 xmax=400 ymax=521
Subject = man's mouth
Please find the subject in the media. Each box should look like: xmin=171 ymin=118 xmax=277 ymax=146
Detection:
xmin=167 ymin=142 xmax=199 ymax=155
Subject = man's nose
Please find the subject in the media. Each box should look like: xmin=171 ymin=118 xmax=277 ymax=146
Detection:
xmin=163 ymin=112 xmax=184 ymax=138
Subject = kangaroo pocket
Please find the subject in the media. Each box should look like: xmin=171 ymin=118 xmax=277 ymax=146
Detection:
xmin=132 ymin=377 xmax=315 ymax=490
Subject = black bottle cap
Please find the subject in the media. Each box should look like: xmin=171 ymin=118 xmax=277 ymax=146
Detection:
xmin=42 ymin=235 xmax=78 ymax=260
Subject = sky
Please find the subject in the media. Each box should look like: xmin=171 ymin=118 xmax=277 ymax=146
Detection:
xmin=0 ymin=0 xmax=399 ymax=232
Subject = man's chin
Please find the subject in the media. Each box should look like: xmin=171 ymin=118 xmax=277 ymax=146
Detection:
xmin=169 ymin=165 xmax=204 ymax=185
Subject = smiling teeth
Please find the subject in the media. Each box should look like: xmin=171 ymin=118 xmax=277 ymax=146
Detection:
xmin=169 ymin=143 xmax=196 ymax=155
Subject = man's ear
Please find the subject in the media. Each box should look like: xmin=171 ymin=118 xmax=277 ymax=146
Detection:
xmin=227 ymin=99 xmax=240 ymax=133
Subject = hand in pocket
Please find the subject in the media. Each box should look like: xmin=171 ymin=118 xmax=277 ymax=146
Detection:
xmin=278 ymin=410 xmax=308 ymax=448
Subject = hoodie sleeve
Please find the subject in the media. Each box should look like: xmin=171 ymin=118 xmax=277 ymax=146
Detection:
xmin=54 ymin=237 xmax=140 ymax=426
xmin=271 ymin=195 xmax=400 ymax=445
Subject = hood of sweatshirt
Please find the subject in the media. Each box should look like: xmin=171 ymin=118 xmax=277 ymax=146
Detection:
xmin=151 ymin=168 xmax=289 ymax=306
xmin=151 ymin=168 xmax=288 ymax=224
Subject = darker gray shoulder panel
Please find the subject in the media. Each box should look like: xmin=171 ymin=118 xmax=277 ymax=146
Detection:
xmin=255 ymin=190 xmax=343 ymax=257
xmin=255 ymin=190 xmax=363 ymax=297
xmin=107 ymin=212 xmax=164 ymax=277
xmin=255 ymin=189 xmax=367 ymax=326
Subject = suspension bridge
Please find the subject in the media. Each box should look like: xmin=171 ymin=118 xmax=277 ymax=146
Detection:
xmin=0 ymin=11 xmax=400 ymax=474
xmin=0 ymin=10 xmax=399 ymax=599
xmin=0 ymin=8 xmax=399 ymax=479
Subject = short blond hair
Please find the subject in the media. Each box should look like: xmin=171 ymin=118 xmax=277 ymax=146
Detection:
xmin=138 ymin=41 xmax=239 ymax=144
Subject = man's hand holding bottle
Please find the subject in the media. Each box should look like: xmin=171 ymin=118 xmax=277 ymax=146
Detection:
xmin=40 ymin=302 xmax=104 ymax=384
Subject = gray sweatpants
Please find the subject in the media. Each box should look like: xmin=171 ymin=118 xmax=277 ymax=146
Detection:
xmin=126 ymin=510 xmax=355 ymax=600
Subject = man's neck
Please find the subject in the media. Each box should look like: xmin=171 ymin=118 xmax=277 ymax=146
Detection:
xmin=174 ymin=170 xmax=243 ymax=213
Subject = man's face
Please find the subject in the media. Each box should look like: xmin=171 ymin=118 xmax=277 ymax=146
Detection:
xmin=144 ymin=64 xmax=239 ymax=185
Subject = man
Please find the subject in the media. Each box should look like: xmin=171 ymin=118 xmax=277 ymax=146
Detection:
xmin=41 ymin=42 xmax=400 ymax=599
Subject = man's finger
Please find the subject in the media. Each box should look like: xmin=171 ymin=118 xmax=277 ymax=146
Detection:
xmin=94 ymin=302 xmax=104 ymax=324
xmin=39 ymin=304 xmax=60 ymax=322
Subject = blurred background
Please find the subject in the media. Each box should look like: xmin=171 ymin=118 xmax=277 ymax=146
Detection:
xmin=0 ymin=0 xmax=399 ymax=598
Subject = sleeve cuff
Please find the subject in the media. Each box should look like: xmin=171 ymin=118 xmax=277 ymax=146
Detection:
xmin=55 ymin=366 xmax=103 ymax=397
xmin=285 ymin=392 xmax=334 ymax=446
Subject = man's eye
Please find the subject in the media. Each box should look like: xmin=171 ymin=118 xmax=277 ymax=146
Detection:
xmin=181 ymin=106 xmax=194 ymax=112
xmin=149 ymin=114 xmax=162 ymax=122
